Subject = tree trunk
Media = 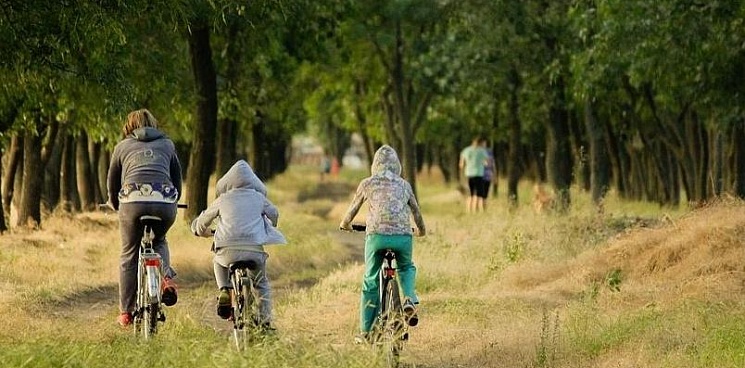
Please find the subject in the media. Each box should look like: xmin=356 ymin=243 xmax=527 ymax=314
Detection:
xmin=584 ymin=99 xmax=610 ymax=207
xmin=17 ymin=127 xmax=44 ymax=228
xmin=545 ymin=76 xmax=572 ymax=213
xmin=97 ymin=147 xmax=110 ymax=205
xmin=354 ymin=80 xmax=375 ymax=164
xmin=2 ymin=134 xmax=22 ymax=219
xmin=506 ymin=67 xmax=522 ymax=207
xmin=76 ymin=131 xmax=95 ymax=211
xmin=42 ymin=121 xmax=65 ymax=211
xmin=216 ymin=117 xmax=237 ymax=177
xmin=185 ymin=22 xmax=218 ymax=222
xmin=733 ymin=121 xmax=745 ymax=198
xmin=605 ymin=122 xmax=630 ymax=199
xmin=88 ymin=140 xmax=104 ymax=204
xmin=215 ymin=22 xmax=241 ymax=178
xmin=713 ymin=129 xmax=724 ymax=196
xmin=60 ymin=133 xmax=81 ymax=212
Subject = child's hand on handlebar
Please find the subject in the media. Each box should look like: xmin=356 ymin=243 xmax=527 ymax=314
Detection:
xmin=413 ymin=228 xmax=425 ymax=237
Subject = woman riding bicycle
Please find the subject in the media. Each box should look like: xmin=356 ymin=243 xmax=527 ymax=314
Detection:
xmin=339 ymin=144 xmax=426 ymax=344
xmin=190 ymin=159 xmax=287 ymax=328
xmin=107 ymin=108 xmax=182 ymax=327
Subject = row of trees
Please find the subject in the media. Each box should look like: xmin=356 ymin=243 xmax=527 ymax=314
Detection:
xmin=2 ymin=0 xmax=744 ymax=231
xmin=304 ymin=0 xmax=745 ymax=210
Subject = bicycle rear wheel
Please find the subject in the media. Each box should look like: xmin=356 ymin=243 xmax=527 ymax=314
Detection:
xmin=231 ymin=270 xmax=249 ymax=350
xmin=133 ymin=262 xmax=147 ymax=337
xmin=143 ymin=302 xmax=159 ymax=338
xmin=380 ymin=278 xmax=404 ymax=368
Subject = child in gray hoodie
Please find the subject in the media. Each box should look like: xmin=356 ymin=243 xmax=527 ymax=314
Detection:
xmin=191 ymin=160 xmax=286 ymax=327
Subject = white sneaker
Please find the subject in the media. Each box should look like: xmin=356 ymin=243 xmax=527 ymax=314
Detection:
xmin=403 ymin=299 xmax=419 ymax=327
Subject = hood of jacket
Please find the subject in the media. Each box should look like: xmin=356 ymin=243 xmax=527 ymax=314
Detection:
xmin=130 ymin=127 xmax=165 ymax=142
xmin=370 ymin=144 xmax=401 ymax=178
xmin=215 ymin=160 xmax=267 ymax=197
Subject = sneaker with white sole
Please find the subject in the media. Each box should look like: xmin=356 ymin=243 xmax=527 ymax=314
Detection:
xmin=403 ymin=299 xmax=418 ymax=327
xmin=354 ymin=332 xmax=371 ymax=345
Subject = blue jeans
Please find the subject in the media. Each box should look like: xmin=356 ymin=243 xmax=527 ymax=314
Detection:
xmin=360 ymin=234 xmax=417 ymax=333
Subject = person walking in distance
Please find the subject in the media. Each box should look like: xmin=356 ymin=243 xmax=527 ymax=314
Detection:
xmin=459 ymin=137 xmax=489 ymax=213
xmin=480 ymin=138 xmax=496 ymax=211
xmin=339 ymin=145 xmax=426 ymax=344
xmin=107 ymin=108 xmax=182 ymax=327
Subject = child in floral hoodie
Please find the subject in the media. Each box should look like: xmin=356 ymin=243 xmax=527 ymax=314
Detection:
xmin=191 ymin=160 xmax=286 ymax=328
xmin=339 ymin=145 xmax=426 ymax=343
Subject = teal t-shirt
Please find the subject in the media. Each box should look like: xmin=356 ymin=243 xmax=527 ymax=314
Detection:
xmin=460 ymin=145 xmax=487 ymax=177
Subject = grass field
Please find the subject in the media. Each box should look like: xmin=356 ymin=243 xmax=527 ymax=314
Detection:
xmin=1 ymin=164 xmax=745 ymax=368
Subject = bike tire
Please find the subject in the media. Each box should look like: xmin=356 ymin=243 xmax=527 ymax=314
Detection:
xmin=144 ymin=302 xmax=159 ymax=338
xmin=243 ymin=276 xmax=258 ymax=328
xmin=231 ymin=270 xmax=248 ymax=350
xmin=133 ymin=262 xmax=148 ymax=337
xmin=382 ymin=278 xmax=403 ymax=368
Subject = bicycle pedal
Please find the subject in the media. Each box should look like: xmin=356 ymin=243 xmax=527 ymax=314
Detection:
xmin=402 ymin=332 xmax=409 ymax=341
xmin=158 ymin=314 xmax=166 ymax=322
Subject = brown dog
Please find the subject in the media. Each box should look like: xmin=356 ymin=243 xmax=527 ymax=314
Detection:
xmin=532 ymin=183 xmax=555 ymax=213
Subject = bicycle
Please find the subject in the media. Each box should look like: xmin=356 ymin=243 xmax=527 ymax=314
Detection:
xmin=202 ymin=229 xmax=271 ymax=350
xmin=345 ymin=224 xmax=414 ymax=368
xmin=227 ymin=259 xmax=267 ymax=350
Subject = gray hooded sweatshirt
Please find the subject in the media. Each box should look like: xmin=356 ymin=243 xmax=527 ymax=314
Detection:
xmin=191 ymin=160 xmax=287 ymax=252
xmin=107 ymin=127 xmax=182 ymax=210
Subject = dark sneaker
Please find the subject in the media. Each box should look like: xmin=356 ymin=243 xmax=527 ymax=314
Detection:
xmin=403 ymin=299 xmax=418 ymax=327
xmin=161 ymin=277 xmax=178 ymax=306
xmin=217 ymin=289 xmax=232 ymax=319
xmin=117 ymin=312 xmax=132 ymax=327
xmin=260 ymin=323 xmax=277 ymax=335
xmin=354 ymin=332 xmax=371 ymax=345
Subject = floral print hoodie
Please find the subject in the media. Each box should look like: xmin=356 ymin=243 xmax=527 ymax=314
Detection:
xmin=340 ymin=145 xmax=426 ymax=236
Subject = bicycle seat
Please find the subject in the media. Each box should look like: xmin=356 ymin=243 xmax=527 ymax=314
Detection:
xmin=230 ymin=260 xmax=260 ymax=272
xmin=139 ymin=215 xmax=162 ymax=228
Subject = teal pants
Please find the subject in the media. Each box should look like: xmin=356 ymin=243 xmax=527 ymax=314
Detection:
xmin=360 ymin=234 xmax=418 ymax=333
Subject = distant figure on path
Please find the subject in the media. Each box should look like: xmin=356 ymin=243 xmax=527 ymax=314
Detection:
xmin=459 ymin=137 xmax=489 ymax=213
xmin=320 ymin=153 xmax=331 ymax=181
xmin=481 ymin=138 xmax=496 ymax=210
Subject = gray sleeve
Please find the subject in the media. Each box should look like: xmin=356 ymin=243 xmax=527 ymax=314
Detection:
xmin=107 ymin=145 xmax=123 ymax=210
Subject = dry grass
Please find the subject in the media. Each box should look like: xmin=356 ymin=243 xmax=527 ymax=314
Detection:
xmin=2 ymin=164 xmax=745 ymax=368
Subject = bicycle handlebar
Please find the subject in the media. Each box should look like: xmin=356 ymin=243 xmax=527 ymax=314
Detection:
xmin=341 ymin=223 xmax=420 ymax=235
xmin=98 ymin=203 xmax=188 ymax=210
